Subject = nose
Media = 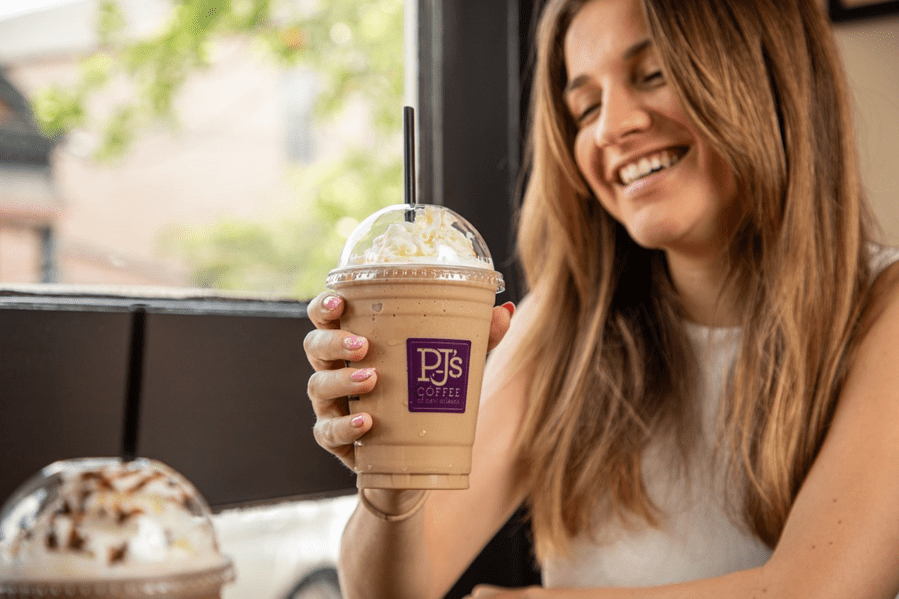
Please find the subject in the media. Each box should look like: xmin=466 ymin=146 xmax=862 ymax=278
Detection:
xmin=593 ymin=86 xmax=651 ymax=147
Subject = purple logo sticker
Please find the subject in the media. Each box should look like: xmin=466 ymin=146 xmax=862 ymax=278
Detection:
xmin=407 ymin=338 xmax=471 ymax=413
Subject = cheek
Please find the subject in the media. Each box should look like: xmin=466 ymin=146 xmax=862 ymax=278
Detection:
xmin=572 ymin=132 xmax=593 ymax=183
xmin=715 ymin=157 xmax=738 ymax=202
xmin=704 ymin=149 xmax=739 ymax=212
xmin=573 ymin=133 xmax=616 ymax=210
xmin=683 ymin=121 xmax=737 ymax=203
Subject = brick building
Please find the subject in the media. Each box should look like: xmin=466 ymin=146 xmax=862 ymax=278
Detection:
xmin=0 ymin=70 xmax=60 ymax=282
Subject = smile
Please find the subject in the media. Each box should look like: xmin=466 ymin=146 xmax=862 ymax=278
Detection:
xmin=618 ymin=147 xmax=688 ymax=186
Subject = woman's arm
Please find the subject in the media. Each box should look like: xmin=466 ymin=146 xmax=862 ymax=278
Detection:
xmin=338 ymin=296 xmax=536 ymax=599
xmin=466 ymin=567 xmax=764 ymax=598
xmin=469 ymin=263 xmax=899 ymax=599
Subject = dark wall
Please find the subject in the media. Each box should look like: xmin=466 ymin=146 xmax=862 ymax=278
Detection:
xmin=0 ymin=308 xmax=130 ymax=499
xmin=0 ymin=293 xmax=355 ymax=510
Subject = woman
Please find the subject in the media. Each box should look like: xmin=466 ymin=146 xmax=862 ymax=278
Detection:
xmin=303 ymin=0 xmax=899 ymax=596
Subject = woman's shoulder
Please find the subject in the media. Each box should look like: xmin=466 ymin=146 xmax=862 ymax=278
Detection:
xmin=867 ymin=242 xmax=899 ymax=281
xmin=845 ymin=245 xmax=899 ymax=385
xmin=861 ymin=244 xmax=899 ymax=327
xmin=769 ymin=246 xmax=899 ymax=596
xmin=850 ymin=243 xmax=899 ymax=336
xmin=861 ymin=254 xmax=899 ymax=338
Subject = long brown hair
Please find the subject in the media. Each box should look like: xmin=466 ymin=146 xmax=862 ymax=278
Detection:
xmin=514 ymin=0 xmax=875 ymax=560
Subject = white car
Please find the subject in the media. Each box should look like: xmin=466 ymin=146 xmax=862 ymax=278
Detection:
xmin=213 ymin=494 xmax=358 ymax=599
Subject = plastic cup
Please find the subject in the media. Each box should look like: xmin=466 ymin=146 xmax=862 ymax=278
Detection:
xmin=327 ymin=203 xmax=504 ymax=490
xmin=0 ymin=458 xmax=234 ymax=598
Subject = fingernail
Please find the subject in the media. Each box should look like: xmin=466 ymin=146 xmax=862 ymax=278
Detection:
xmin=501 ymin=301 xmax=515 ymax=317
xmin=323 ymin=295 xmax=342 ymax=310
xmin=343 ymin=336 xmax=366 ymax=351
xmin=351 ymin=414 xmax=366 ymax=428
xmin=350 ymin=368 xmax=375 ymax=382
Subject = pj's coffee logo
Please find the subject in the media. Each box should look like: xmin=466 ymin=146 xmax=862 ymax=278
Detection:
xmin=406 ymin=338 xmax=471 ymax=413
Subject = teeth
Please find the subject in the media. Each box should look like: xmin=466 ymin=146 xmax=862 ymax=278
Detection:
xmin=622 ymin=164 xmax=637 ymax=184
xmin=618 ymin=149 xmax=683 ymax=186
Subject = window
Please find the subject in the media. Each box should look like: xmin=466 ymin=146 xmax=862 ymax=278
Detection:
xmin=0 ymin=0 xmax=408 ymax=299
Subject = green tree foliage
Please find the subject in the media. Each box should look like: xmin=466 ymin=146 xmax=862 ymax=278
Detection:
xmin=32 ymin=0 xmax=405 ymax=298
xmin=161 ymin=148 xmax=402 ymax=296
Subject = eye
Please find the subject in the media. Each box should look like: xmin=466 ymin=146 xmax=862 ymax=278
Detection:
xmin=641 ymin=70 xmax=664 ymax=85
xmin=576 ymin=103 xmax=601 ymax=123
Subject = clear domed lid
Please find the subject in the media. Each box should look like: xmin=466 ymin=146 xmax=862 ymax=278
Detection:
xmin=336 ymin=204 xmax=495 ymax=269
xmin=0 ymin=458 xmax=233 ymax=593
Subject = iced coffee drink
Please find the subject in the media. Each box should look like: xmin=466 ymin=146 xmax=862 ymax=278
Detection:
xmin=327 ymin=203 xmax=504 ymax=490
xmin=0 ymin=458 xmax=234 ymax=598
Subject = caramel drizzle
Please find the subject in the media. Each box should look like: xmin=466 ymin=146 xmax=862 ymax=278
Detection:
xmin=108 ymin=543 xmax=128 ymax=564
xmin=38 ymin=466 xmax=197 ymax=563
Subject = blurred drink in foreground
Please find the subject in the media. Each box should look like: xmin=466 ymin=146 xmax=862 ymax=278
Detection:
xmin=0 ymin=458 xmax=234 ymax=598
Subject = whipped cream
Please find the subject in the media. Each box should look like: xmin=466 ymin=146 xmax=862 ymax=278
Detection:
xmin=355 ymin=206 xmax=492 ymax=268
xmin=0 ymin=459 xmax=228 ymax=580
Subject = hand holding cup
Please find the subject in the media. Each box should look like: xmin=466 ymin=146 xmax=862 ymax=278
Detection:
xmin=304 ymin=293 xmax=513 ymax=473
xmin=306 ymin=204 xmax=506 ymax=490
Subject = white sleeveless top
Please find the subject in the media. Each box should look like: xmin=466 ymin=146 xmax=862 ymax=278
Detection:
xmin=542 ymin=245 xmax=899 ymax=589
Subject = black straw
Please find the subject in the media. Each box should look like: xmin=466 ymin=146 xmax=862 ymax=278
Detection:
xmin=403 ymin=106 xmax=416 ymax=222
xmin=122 ymin=305 xmax=147 ymax=462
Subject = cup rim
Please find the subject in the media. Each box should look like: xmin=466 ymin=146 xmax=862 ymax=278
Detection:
xmin=327 ymin=264 xmax=505 ymax=293
xmin=0 ymin=558 xmax=234 ymax=597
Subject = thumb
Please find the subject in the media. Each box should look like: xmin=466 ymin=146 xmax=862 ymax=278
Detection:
xmin=487 ymin=302 xmax=515 ymax=352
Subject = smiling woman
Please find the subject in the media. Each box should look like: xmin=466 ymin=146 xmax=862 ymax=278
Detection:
xmin=563 ymin=0 xmax=739 ymax=262
xmin=4 ymin=0 xmax=899 ymax=597
xmin=302 ymin=0 xmax=899 ymax=597
xmin=519 ymin=0 xmax=877 ymax=558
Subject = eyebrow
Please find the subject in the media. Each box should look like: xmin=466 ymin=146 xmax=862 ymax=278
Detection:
xmin=564 ymin=37 xmax=654 ymax=96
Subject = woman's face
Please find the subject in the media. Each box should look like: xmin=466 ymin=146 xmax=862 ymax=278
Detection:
xmin=564 ymin=0 xmax=740 ymax=257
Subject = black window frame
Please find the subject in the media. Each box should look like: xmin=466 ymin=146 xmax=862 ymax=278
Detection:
xmin=418 ymin=0 xmax=537 ymax=305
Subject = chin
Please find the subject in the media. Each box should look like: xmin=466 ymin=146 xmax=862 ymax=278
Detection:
xmin=625 ymin=220 xmax=689 ymax=251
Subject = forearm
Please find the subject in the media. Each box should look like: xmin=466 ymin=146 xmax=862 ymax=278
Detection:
xmin=470 ymin=568 xmax=769 ymax=599
xmin=546 ymin=568 xmax=766 ymax=598
xmin=338 ymin=489 xmax=434 ymax=599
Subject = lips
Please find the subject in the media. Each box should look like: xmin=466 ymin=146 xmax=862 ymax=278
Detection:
xmin=617 ymin=147 xmax=688 ymax=186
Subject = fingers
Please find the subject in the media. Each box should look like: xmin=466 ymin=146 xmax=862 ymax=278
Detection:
xmin=304 ymin=327 xmax=370 ymax=371
xmin=467 ymin=584 xmax=538 ymax=598
xmin=307 ymin=366 xmax=378 ymax=419
xmin=466 ymin=585 xmax=505 ymax=598
xmin=308 ymin=291 xmax=345 ymax=330
xmin=305 ymin=292 xmax=372 ymax=371
xmin=312 ymin=411 xmax=373 ymax=461
xmin=304 ymin=291 xmax=380 ymax=469
xmin=487 ymin=302 xmax=515 ymax=353
xmin=307 ymin=366 xmax=377 ymax=468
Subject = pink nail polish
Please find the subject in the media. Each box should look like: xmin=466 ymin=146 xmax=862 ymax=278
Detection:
xmin=350 ymin=368 xmax=375 ymax=382
xmin=351 ymin=414 xmax=366 ymax=428
xmin=343 ymin=336 xmax=366 ymax=351
xmin=323 ymin=295 xmax=342 ymax=310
